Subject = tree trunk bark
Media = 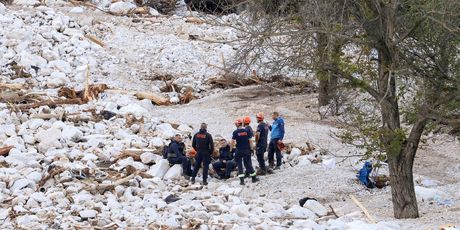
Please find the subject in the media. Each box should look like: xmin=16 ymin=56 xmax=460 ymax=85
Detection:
xmin=316 ymin=32 xmax=330 ymax=107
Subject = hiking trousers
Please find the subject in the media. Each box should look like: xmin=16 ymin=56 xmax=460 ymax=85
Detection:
xmin=235 ymin=149 xmax=256 ymax=178
xmin=192 ymin=151 xmax=211 ymax=182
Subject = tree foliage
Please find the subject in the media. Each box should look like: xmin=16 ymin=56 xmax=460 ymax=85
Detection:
xmin=232 ymin=0 xmax=460 ymax=218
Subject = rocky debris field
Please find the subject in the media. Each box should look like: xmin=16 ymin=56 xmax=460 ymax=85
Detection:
xmin=1 ymin=1 xmax=460 ymax=230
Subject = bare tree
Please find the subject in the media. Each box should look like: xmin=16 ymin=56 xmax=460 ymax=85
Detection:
xmin=230 ymin=0 xmax=460 ymax=218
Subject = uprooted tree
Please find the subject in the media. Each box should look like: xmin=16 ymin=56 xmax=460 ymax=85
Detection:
xmin=229 ymin=0 xmax=460 ymax=219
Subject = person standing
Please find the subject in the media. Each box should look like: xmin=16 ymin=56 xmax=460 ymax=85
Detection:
xmin=268 ymin=112 xmax=285 ymax=170
xmin=167 ymin=134 xmax=192 ymax=178
xmin=255 ymin=112 xmax=271 ymax=175
xmin=232 ymin=118 xmax=259 ymax=185
xmin=191 ymin=123 xmax=214 ymax=185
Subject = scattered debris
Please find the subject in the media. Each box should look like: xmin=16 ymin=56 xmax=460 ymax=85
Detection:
xmin=0 ymin=146 xmax=14 ymax=156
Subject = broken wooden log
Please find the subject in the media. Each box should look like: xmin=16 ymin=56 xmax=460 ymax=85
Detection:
xmin=350 ymin=195 xmax=377 ymax=224
xmin=84 ymin=34 xmax=105 ymax=47
xmin=10 ymin=98 xmax=83 ymax=111
xmin=95 ymin=171 xmax=139 ymax=194
xmin=113 ymin=150 xmax=142 ymax=162
xmin=134 ymin=91 xmax=169 ymax=105
xmin=0 ymin=83 xmax=24 ymax=90
xmin=105 ymin=89 xmax=169 ymax=105
xmin=0 ymin=146 xmax=14 ymax=157
xmin=37 ymin=166 xmax=65 ymax=189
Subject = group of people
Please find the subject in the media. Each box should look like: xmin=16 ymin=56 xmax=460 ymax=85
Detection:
xmin=164 ymin=111 xmax=285 ymax=185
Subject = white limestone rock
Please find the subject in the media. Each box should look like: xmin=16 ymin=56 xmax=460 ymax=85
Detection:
xmin=109 ymin=2 xmax=136 ymax=14
xmin=140 ymin=152 xmax=156 ymax=164
xmin=10 ymin=178 xmax=34 ymax=192
xmin=62 ymin=126 xmax=83 ymax=142
xmin=149 ymin=137 xmax=164 ymax=147
xmin=119 ymin=103 xmax=149 ymax=119
xmin=289 ymin=148 xmax=302 ymax=160
xmin=155 ymin=123 xmax=177 ymax=139
xmin=304 ymin=200 xmax=328 ymax=217
xmin=163 ymin=164 xmax=183 ymax=180
xmin=287 ymin=205 xmax=316 ymax=219
xmin=69 ymin=6 xmax=84 ymax=13
xmin=79 ymin=209 xmax=97 ymax=218
xmin=147 ymin=159 xmax=170 ymax=178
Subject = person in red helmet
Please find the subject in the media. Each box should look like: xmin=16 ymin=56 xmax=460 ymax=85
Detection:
xmin=231 ymin=118 xmax=259 ymax=185
xmin=255 ymin=112 xmax=271 ymax=175
xmin=243 ymin=116 xmax=254 ymax=138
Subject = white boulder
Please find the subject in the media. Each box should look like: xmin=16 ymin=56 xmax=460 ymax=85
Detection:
xmin=36 ymin=127 xmax=62 ymax=153
xmin=297 ymin=155 xmax=312 ymax=167
xmin=69 ymin=6 xmax=84 ymax=13
xmin=10 ymin=178 xmax=34 ymax=192
xmin=19 ymin=53 xmax=47 ymax=69
xmin=303 ymin=200 xmax=328 ymax=217
xmin=109 ymin=2 xmax=136 ymax=14
xmin=415 ymin=186 xmax=449 ymax=202
xmin=0 ymin=3 xmax=5 ymax=14
xmin=14 ymin=0 xmax=39 ymax=6
xmin=288 ymin=148 xmax=302 ymax=160
xmin=140 ymin=152 xmax=156 ymax=164
xmin=230 ymin=204 xmax=250 ymax=218
xmin=119 ymin=104 xmax=149 ymax=119
xmin=163 ymin=164 xmax=183 ymax=180
xmin=149 ymin=137 xmax=164 ymax=147
xmin=148 ymin=159 xmax=170 ymax=178
xmin=47 ymin=60 xmax=72 ymax=74
xmin=62 ymin=126 xmax=83 ymax=142
xmin=79 ymin=209 xmax=97 ymax=218
xmin=287 ymin=205 xmax=316 ymax=219
xmin=155 ymin=123 xmax=177 ymax=139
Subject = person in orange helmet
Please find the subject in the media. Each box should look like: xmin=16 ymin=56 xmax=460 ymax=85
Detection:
xmin=231 ymin=118 xmax=259 ymax=185
xmin=255 ymin=112 xmax=272 ymax=175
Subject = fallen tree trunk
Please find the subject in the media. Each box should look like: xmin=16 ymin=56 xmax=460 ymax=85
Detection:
xmin=30 ymin=112 xmax=93 ymax=123
xmin=0 ymin=83 xmax=24 ymax=90
xmin=94 ymin=171 xmax=139 ymax=194
xmin=10 ymin=98 xmax=83 ymax=111
xmin=134 ymin=91 xmax=169 ymax=105
xmin=105 ymin=89 xmax=169 ymax=105
xmin=350 ymin=195 xmax=377 ymax=224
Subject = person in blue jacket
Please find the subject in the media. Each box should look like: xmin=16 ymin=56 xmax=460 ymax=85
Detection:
xmin=212 ymin=139 xmax=236 ymax=179
xmin=358 ymin=161 xmax=375 ymax=188
xmin=268 ymin=112 xmax=285 ymax=170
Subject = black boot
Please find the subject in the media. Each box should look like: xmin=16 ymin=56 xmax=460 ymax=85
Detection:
xmin=240 ymin=177 xmax=245 ymax=185
xmin=191 ymin=177 xmax=195 ymax=184
xmin=203 ymin=180 xmax=208 ymax=186
xmin=252 ymin=176 xmax=259 ymax=183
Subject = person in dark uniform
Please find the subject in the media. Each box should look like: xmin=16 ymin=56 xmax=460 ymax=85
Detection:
xmin=212 ymin=139 xmax=236 ymax=179
xmin=255 ymin=112 xmax=271 ymax=175
xmin=232 ymin=118 xmax=259 ymax=185
xmin=191 ymin=123 xmax=214 ymax=185
xmin=167 ymin=134 xmax=192 ymax=178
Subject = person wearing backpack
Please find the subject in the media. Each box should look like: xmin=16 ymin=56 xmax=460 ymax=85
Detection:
xmin=166 ymin=134 xmax=192 ymax=178
xmin=191 ymin=123 xmax=215 ymax=185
